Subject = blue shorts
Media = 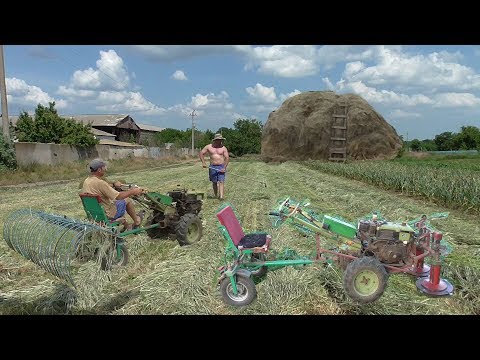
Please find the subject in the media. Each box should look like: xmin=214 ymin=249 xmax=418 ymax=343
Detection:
xmin=209 ymin=164 xmax=226 ymax=183
xmin=111 ymin=199 xmax=127 ymax=220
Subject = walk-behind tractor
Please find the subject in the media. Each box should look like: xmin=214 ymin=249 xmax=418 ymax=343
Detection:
xmin=79 ymin=184 xmax=205 ymax=268
xmin=216 ymin=198 xmax=454 ymax=306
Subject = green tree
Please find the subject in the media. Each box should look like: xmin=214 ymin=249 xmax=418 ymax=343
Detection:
xmin=14 ymin=102 xmax=98 ymax=147
xmin=155 ymin=128 xmax=186 ymax=146
xmin=15 ymin=111 xmax=36 ymax=142
xmin=197 ymin=129 xmax=215 ymax=149
xmin=232 ymin=118 xmax=263 ymax=156
xmin=420 ymin=139 xmax=437 ymax=151
xmin=453 ymin=126 xmax=480 ymax=150
xmin=434 ymin=132 xmax=455 ymax=151
xmin=410 ymin=139 xmax=421 ymax=151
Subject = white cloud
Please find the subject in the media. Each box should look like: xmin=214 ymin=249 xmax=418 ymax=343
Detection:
xmin=336 ymin=80 xmax=435 ymax=106
xmin=341 ymin=46 xmax=480 ymax=91
xmin=390 ymin=109 xmax=422 ymax=119
xmin=322 ymin=77 xmax=335 ymax=90
xmin=57 ymin=86 xmax=96 ymax=98
xmin=245 ymin=83 xmax=277 ymax=103
xmin=236 ymin=45 xmax=319 ymax=78
xmin=68 ymin=49 xmax=130 ymax=91
xmin=433 ymin=92 xmax=480 ymax=107
xmin=279 ymin=89 xmax=302 ymax=102
xmin=96 ymin=91 xmax=166 ymax=115
xmin=317 ymin=45 xmax=379 ymax=69
xmin=6 ymin=77 xmax=67 ymax=109
xmin=166 ymin=91 xmax=239 ymax=129
xmin=172 ymin=70 xmax=188 ymax=81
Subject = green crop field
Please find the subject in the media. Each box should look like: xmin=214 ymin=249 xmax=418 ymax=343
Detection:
xmin=1 ymin=160 xmax=479 ymax=315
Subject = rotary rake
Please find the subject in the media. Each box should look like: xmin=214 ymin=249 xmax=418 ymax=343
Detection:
xmin=3 ymin=208 xmax=123 ymax=287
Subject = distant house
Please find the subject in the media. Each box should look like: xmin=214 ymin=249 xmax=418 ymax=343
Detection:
xmin=137 ymin=123 xmax=165 ymax=146
xmin=70 ymin=114 xmax=140 ymax=143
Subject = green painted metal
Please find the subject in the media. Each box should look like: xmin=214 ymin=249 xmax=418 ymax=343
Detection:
xmin=353 ymin=269 xmax=380 ymax=296
xmin=119 ymin=223 xmax=160 ymax=237
xmin=228 ymin=274 xmax=238 ymax=295
xmin=323 ymin=215 xmax=357 ymax=239
xmin=379 ymin=222 xmax=415 ymax=233
xmin=145 ymin=192 xmax=173 ymax=206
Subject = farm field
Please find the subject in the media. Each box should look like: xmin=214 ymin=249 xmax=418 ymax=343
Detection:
xmin=1 ymin=159 xmax=479 ymax=315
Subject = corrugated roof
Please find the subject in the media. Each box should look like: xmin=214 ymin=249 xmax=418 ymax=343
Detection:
xmin=67 ymin=114 xmax=128 ymax=127
xmin=91 ymin=128 xmax=116 ymax=137
xmin=136 ymin=123 xmax=165 ymax=132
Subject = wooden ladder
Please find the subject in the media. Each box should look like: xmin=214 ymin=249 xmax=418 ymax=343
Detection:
xmin=329 ymin=103 xmax=348 ymax=162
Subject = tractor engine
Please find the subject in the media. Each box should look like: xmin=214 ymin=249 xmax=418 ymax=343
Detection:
xmin=357 ymin=220 xmax=416 ymax=264
xmin=167 ymin=189 xmax=204 ymax=217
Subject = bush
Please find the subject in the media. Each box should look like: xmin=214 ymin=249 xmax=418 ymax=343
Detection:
xmin=0 ymin=134 xmax=17 ymax=171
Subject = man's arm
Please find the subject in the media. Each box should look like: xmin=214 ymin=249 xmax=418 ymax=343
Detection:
xmin=116 ymin=187 xmax=144 ymax=200
xmin=199 ymin=145 xmax=210 ymax=168
xmin=221 ymin=147 xmax=229 ymax=172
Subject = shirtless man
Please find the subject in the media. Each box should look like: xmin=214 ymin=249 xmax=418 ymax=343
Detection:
xmin=199 ymin=133 xmax=229 ymax=200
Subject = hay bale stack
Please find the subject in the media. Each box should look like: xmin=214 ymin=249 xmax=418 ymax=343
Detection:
xmin=261 ymin=91 xmax=402 ymax=161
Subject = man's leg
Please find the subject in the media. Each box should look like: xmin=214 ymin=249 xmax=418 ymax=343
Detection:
xmin=209 ymin=166 xmax=219 ymax=197
xmin=218 ymin=181 xmax=224 ymax=199
xmin=125 ymin=198 xmax=141 ymax=226
xmin=217 ymin=170 xmax=226 ymax=200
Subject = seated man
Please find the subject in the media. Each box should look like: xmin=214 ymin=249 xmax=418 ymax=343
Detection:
xmin=81 ymin=158 xmax=145 ymax=230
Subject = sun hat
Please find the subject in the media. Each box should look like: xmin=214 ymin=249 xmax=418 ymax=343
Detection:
xmin=212 ymin=133 xmax=226 ymax=141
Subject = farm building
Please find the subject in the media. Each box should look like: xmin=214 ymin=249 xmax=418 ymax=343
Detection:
xmin=137 ymin=123 xmax=165 ymax=146
xmin=7 ymin=114 xmax=164 ymax=145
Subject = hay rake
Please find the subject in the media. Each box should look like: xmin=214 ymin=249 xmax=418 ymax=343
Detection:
xmin=3 ymin=208 xmax=120 ymax=287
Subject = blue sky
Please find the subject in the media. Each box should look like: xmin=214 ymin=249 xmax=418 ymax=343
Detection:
xmin=3 ymin=45 xmax=480 ymax=140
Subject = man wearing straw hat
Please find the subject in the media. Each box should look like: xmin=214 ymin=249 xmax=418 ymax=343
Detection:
xmin=199 ymin=133 xmax=229 ymax=200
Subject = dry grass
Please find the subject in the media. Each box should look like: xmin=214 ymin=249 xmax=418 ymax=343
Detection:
xmin=1 ymin=159 xmax=479 ymax=315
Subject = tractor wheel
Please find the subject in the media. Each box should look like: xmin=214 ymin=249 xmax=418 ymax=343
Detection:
xmin=145 ymin=212 xmax=169 ymax=239
xmin=248 ymin=253 xmax=268 ymax=279
xmin=100 ymin=243 xmax=129 ymax=270
xmin=175 ymin=213 xmax=203 ymax=246
xmin=220 ymin=275 xmax=257 ymax=307
xmin=343 ymin=256 xmax=388 ymax=303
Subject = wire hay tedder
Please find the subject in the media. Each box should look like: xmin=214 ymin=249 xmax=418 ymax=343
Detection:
xmin=216 ymin=197 xmax=454 ymax=306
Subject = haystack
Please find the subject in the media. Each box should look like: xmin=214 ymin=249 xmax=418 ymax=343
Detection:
xmin=261 ymin=91 xmax=402 ymax=162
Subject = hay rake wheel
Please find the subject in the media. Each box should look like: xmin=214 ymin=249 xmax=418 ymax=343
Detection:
xmin=3 ymin=208 xmax=122 ymax=287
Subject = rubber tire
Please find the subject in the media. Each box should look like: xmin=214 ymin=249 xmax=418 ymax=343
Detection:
xmin=100 ymin=243 xmax=129 ymax=270
xmin=343 ymin=256 xmax=388 ymax=304
xmin=220 ymin=275 xmax=257 ymax=307
xmin=175 ymin=213 xmax=203 ymax=246
xmin=249 ymin=253 xmax=268 ymax=279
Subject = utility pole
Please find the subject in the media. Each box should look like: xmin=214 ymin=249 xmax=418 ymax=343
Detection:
xmin=0 ymin=45 xmax=9 ymax=141
xmin=189 ymin=110 xmax=197 ymax=155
